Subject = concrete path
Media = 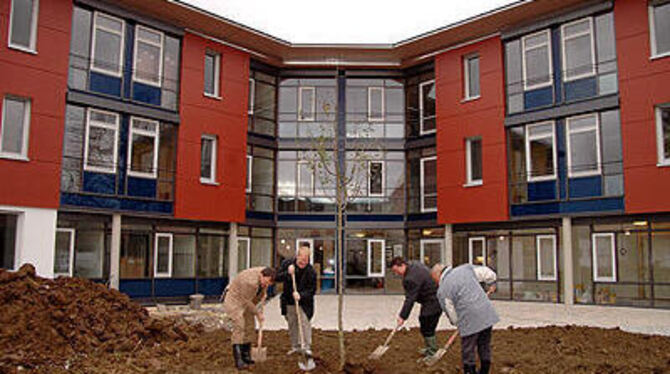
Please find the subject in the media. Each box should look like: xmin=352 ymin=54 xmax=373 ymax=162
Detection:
xmin=256 ymin=295 xmax=670 ymax=336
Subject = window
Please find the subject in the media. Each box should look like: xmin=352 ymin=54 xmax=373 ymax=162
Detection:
xmin=237 ymin=237 xmax=250 ymax=272
xmin=561 ymin=17 xmax=596 ymax=81
xmin=420 ymin=239 xmax=444 ymax=268
xmin=1 ymin=96 xmax=31 ymax=159
xmin=90 ymin=12 xmax=124 ymax=77
xmin=420 ymin=156 xmax=437 ymax=212
xmin=154 ymin=233 xmax=173 ymax=277
xmin=650 ymin=2 xmax=670 ymax=58
xmin=298 ymin=87 xmax=315 ymax=121
xmin=84 ymin=108 xmax=119 ymax=173
xmin=297 ymin=160 xmax=314 ymax=197
xmin=536 ymin=235 xmax=557 ymax=281
xmin=468 ymin=236 xmax=486 ymax=266
xmin=8 ymin=0 xmax=39 ymax=52
xmin=248 ymin=78 xmax=255 ymax=115
xmin=367 ymin=87 xmax=384 ymax=122
xmin=0 ymin=214 xmax=17 ymax=270
xmin=656 ymin=106 xmax=670 ymax=166
xmin=419 ymin=80 xmax=436 ymax=134
xmin=367 ymin=239 xmax=385 ymax=277
xmin=54 ymin=228 xmax=75 ymax=277
xmin=200 ymin=135 xmax=217 ymax=183
xmin=522 ymin=29 xmax=553 ymax=90
xmin=525 ymin=121 xmax=556 ymax=181
xmin=246 ymin=155 xmax=253 ymax=193
xmin=592 ymin=232 xmax=616 ymax=282
xmin=464 ymin=55 xmax=480 ymax=99
xmin=133 ymin=25 xmax=163 ymax=86
xmin=204 ymin=51 xmax=220 ymax=97
xmin=566 ymin=113 xmax=601 ymax=177
xmin=127 ymin=117 xmax=158 ymax=178
xmin=465 ymin=137 xmax=483 ymax=185
xmin=368 ymin=161 xmax=384 ymax=197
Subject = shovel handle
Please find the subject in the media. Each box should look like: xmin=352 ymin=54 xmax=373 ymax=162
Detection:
xmin=291 ymin=271 xmax=307 ymax=351
xmin=444 ymin=330 xmax=458 ymax=349
xmin=382 ymin=325 xmax=401 ymax=347
xmin=257 ymin=321 xmax=264 ymax=348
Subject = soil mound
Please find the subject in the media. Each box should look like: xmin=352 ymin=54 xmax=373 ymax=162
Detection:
xmin=0 ymin=264 xmax=189 ymax=371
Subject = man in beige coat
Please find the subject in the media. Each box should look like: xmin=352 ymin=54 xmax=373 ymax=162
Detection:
xmin=223 ymin=266 xmax=276 ymax=369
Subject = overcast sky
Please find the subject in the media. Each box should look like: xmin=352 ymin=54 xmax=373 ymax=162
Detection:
xmin=182 ymin=0 xmax=518 ymax=44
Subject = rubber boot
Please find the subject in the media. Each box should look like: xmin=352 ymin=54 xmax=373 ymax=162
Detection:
xmin=232 ymin=344 xmax=249 ymax=370
xmin=420 ymin=335 xmax=438 ymax=357
xmin=241 ymin=343 xmax=255 ymax=365
xmin=478 ymin=360 xmax=491 ymax=374
xmin=464 ymin=364 xmax=477 ymax=374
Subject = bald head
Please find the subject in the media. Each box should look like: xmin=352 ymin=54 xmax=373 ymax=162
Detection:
xmin=431 ymin=263 xmax=445 ymax=284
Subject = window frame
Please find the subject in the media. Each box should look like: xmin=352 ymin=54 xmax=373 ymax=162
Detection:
xmin=248 ymin=78 xmax=255 ymax=115
xmin=90 ymin=11 xmax=125 ymax=78
xmin=592 ymin=232 xmax=617 ymax=282
xmin=127 ymin=116 xmax=159 ymax=179
xmin=465 ymin=137 xmax=483 ymax=186
xmin=464 ymin=54 xmax=481 ymax=100
xmin=154 ymin=232 xmax=173 ymax=278
xmin=367 ymin=86 xmax=385 ymax=122
xmin=0 ymin=96 xmax=31 ymax=160
xmin=566 ymin=113 xmax=601 ymax=178
xmin=295 ymin=238 xmax=315 ymax=265
xmin=246 ymin=154 xmax=253 ymax=193
xmin=536 ymin=234 xmax=557 ymax=281
xmin=420 ymin=155 xmax=437 ymax=213
xmin=420 ymin=238 xmax=444 ymax=266
xmin=521 ymin=29 xmax=553 ymax=91
xmin=54 ymin=228 xmax=75 ymax=277
xmin=237 ymin=236 xmax=251 ymax=271
xmin=200 ymin=134 xmax=217 ymax=184
xmin=656 ymin=105 xmax=670 ymax=166
xmin=419 ymin=79 xmax=436 ymax=135
xmin=367 ymin=239 xmax=385 ymax=277
xmin=649 ymin=2 xmax=670 ymax=59
xmin=561 ymin=17 xmax=596 ymax=82
xmin=83 ymin=108 xmax=119 ymax=174
xmin=525 ymin=121 xmax=557 ymax=182
xmin=132 ymin=24 xmax=164 ymax=87
xmin=8 ymin=0 xmax=39 ymax=53
xmin=367 ymin=160 xmax=385 ymax=197
xmin=203 ymin=51 xmax=221 ymax=98
xmin=468 ymin=236 xmax=486 ymax=266
xmin=296 ymin=160 xmax=314 ymax=197
xmin=298 ymin=86 xmax=316 ymax=122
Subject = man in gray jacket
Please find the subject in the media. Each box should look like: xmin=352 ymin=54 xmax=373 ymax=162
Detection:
xmin=431 ymin=263 xmax=498 ymax=374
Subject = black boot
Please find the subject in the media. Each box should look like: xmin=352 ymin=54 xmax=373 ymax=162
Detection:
xmin=241 ymin=343 xmax=255 ymax=365
xmin=232 ymin=344 xmax=249 ymax=370
xmin=479 ymin=361 xmax=491 ymax=374
xmin=464 ymin=364 xmax=477 ymax=374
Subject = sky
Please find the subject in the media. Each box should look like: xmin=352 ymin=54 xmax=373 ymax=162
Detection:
xmin=182 ymin=0 xmax=519 ymax=44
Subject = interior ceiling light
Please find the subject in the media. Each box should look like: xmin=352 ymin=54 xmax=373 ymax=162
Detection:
xmin=422 ymin=229 xmax=432 ymax=236
xmin=633 ymin=221 xmax=648 ymax=226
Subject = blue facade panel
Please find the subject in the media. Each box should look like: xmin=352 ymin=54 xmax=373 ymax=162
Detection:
xmin=347 ymin=214 xmax=404 ymax=222
xmin=127 ymin=177 xmax=157 ymax=198
xmin=61 ymin=193 xmax=172 ymax=214
xmin=527 ymin=181 xmax=557 ymax=201
xmin=569 ymin=176 xmax=602 ymax=198
xmin=246 ymin=211 xmax=274 ymax=221
xmin=132 ymin=82 xmax=162 ymax=106
xmin=154 ymin=279 xmax=196 ymax=297
xmin=89 ymin=72 xmax=122 ymax=97
xmin=120 ymin=279 xmax=152 ymax=298
xmin=564 ymin=77 xmax=597 ymax=102
xmin=407 ymin=212 xmax=438 ymax=222
xmin=524 ymin=87 xmax=554 ymax=110
xmin=82 ymin=172 xmax=116 ymax=194
xmin=198 ymin=278 xmax=228 ymax=296
xmin=511 ymin=197 xmax=623 ymax=217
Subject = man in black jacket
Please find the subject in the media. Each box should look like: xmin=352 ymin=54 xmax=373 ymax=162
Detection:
xmin=275 ymin=246 xmax=317 ymax=355
xmin=390 ymin=256 xmax=441 ymax=357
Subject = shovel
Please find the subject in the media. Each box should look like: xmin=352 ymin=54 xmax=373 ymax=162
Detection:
xmin=423 ymin=329 xmax=459 ymax=366
xmin=368 ymin=325 xmax=401 ymax=360
xmin=251 ymin=321 xmax=267 ymax=362
xmin=291 ymin=271 xmax=316 ymax=371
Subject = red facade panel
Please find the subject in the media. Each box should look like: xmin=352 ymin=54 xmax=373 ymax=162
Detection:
xmin=615 ymin=0 xmax=670 ymax=214
xmin=435 ymin=36 xmax=508 ymax=224
xmin=174 ymin=32 xmax=248 ymax=222
xmin=0 ymin=0 xmax=71 ymax=209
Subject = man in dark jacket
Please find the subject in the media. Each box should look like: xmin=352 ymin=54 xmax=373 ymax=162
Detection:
xmin=390 ymin=256 xmax=441 ymax=357
xmin=275 ymin=246 xmax=317 ymax=355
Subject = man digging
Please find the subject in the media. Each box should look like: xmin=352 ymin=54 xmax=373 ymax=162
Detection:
xmin=276 ymin=246 xmax=317 ymax=356
xmin=431 ymin=263 xmax=499 ymax=374
xmin=390 ymin=257 xmax=441 ymax=359
xmin=222 ymin=266 xmax=276 ymax=370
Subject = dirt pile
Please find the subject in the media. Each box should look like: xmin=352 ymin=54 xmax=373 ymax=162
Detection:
xmin=0 ymin=264 xmax=190 ymax=371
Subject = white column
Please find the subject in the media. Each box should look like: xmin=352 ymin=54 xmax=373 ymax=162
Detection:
xmin=444 ymin=224 xmax=453 ymax=267
xmin=109 ymin=214 xmax=121 ymax=290
xmin=562 ymin=217 xmax=574 ymax=305
xmin=228 ymin=222 xmax=238 ymax=279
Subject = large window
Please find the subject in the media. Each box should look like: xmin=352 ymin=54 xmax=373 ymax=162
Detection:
xmin=128 ymin=117 xmax=159 ymax=178
xmin=204 ymin=51 xmax=220 ymax=97
xmin=656 ymin=106 xmax=670 ymax=166
xmin=54 ymin=229 xmax=75 ymax=277
xmin=420 ymin=156 xmax=437 ymax=212
xmin=368 ymin=161 xmax=384 ymax=197
xmin=8 ymin=0 xmax=39 ymax=52
xmin=592 ymin=232 xmax=616 ymax=282
xmin=419 ymin=80 xmax=436 ymax=135
xmin=650 ymin=1 xmax=670 ymax=58
xmin=536 ymin=235 xmax=557 ymax=281
xmin=367 ymin=239 xmax=385 ymax=277
xmin=1 ymin=96 xmax=31 ymax=160
xmin=90 ymin=12 xmax=125 ymax=77
xmin=200 ymin=135 xmax=217 ymax=184
xmin=237 ymin=237 xmax=250 ymax=271
xmin=84 ymin=108 xmax=119 ymax=173
xmin=154 ymin=233 xmax=173 ymax=277
xmin=465 ymin=137 xmax=483 ymax=185
xmin=197 ymin=233 xmax=227 ymax=278
xmin=133 ymin=25 xmax=163 ymax=87
xmin=525 ymin=121 xmax=556 ymax=181
xmin=464 ymin=55 xmax=480 ymax=99
xmin=298 ymin=86 xmax=315 ymax=121
xmin=367 ymin=87 xmax=384 ymax=122
xmin=561 ymin=17 xmax=596 ymax=81
xmin=297 ymin=160 xmax=314 ymax=197
xmin=522 ymin=29 xmax=553 ymax=90
xmin=468 ymin=236 xmax=486 ymax=266
xmin=566 ymin=113 xmax=601 ymax=177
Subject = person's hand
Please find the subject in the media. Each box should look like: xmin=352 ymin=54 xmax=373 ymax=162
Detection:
xmin=487 ymin=284 xmax=496 ymax=295
xmin=288 ymin=264 xmax=295 ymax=275
xmin=256 ymin=311 xmax=265 ymax=324
xmin=396 ymin=317 xmax=405 ymax=328
xmin=293 ymin=291 xmax=301 ymax=302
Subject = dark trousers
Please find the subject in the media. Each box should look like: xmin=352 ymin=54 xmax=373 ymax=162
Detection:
xmin=418 ymin=312 xmax=440 ymax=337
xmin=460 ymin=327 xmax=492 ymax=366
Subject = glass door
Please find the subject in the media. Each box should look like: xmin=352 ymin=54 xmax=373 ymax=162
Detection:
xmin=420 ymin=239 xmax=443 ymax=268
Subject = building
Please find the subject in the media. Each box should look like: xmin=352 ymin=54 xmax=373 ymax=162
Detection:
xmin=0 ymin=0 xmax=668 ymax=307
